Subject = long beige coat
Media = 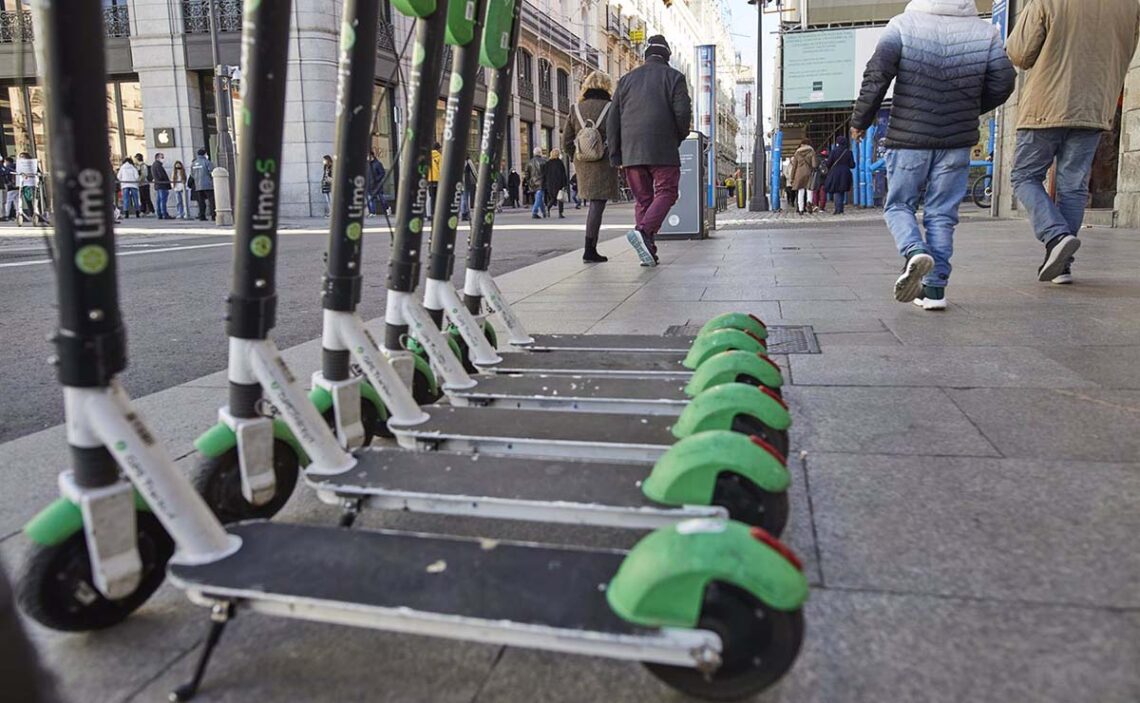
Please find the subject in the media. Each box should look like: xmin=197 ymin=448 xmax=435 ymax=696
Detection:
xmin=1007 ymin=0 xmax=1140 ymax=131
xmin=789 ymin=144 xmax=818 ymax=190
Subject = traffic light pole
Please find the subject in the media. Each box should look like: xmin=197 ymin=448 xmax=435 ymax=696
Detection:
xmin=748 ymin=2 xmax=769 ymax=211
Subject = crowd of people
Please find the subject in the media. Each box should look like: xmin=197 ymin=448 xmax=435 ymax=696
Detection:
xmin=109 ymin=149 xmax=218 ymax=223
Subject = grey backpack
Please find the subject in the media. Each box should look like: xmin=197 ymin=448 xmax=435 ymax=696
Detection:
xmin=572 ymin=102 xmax=611 ymax=162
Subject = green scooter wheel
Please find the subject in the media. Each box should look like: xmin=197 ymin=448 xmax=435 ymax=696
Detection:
xmin=321 ymin=398 xmax=386 ymax=443
xmin=644 ymin=583 xmax=805 ymax=701
xmin=17 ymin=512 xmax=173 ymax=632
xmin=190 ymin=440 xmax=300 ymax=524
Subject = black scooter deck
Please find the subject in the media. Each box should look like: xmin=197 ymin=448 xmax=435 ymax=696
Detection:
xmin=522 ymin=334 xmax=697 ymax=353
xmin=170 ymin=522 xmax=639 ymax=633
xmin=305 ymin=448 xmax=722 ymax=526
xmin=483 ymin=350 xmax=691 ymax=378
xmin=448 ymin=375 xmax=689 ymax=415
xmin=394 ymin=406 xmax=675 ymax=461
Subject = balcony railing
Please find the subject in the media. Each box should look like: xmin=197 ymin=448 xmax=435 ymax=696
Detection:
xmin=539 ymin=87 xmax=553 ymax=108
xmin=522 ymin=1 xmax=593 ymax=64
xmin=557 ymin=92 xmax=569 ymax=113
xmin=518 ymin=79 xmax=535 ymax=102
xmin=607 ymin=10 xmax=621 ymax=36
xmin=104 ymin=5 xmax=131 ymax=38
xmin=0 ymin=6 xmax=130 ymax=43
xmin=0 ymin=10 xmax=32 ymax=44
xmin=377 ymin=19 xmax=396 ymax=54
xmin=182 ymin=0 xmax=242 ymax=34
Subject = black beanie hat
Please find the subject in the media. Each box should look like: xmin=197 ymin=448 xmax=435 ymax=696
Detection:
xmin=645 ymin=35 xmax=671 ymax=60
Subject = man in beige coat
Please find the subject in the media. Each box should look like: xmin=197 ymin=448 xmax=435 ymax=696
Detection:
xmin=1008 ymin=0 xmax=1140 ymax=284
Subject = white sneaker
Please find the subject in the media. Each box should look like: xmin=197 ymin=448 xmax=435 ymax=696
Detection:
xmin=1051 ymin=272 xmax=1073 ymax=285
xmin=913 ymin=296 xmax=948 ymax=311
xmin=626 ymin=229 xmax=657 ymax=266
xmin=894 ymin=252 xmax=935 ymax=302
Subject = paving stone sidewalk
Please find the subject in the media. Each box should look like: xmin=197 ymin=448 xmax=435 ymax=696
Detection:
xmin=2 ymin=215 xmax=1138 ymax=703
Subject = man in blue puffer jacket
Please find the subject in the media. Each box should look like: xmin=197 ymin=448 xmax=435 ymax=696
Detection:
xmin=851 ymin=0 xmax=1014 ymax=310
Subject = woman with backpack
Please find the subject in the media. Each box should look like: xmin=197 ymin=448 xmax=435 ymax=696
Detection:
xmin=562 ymin=70 xmax=619 ymax=263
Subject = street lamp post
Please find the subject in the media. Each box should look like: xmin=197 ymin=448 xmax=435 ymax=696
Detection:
xmin=207 ymin=0 xmax=236 ymax=207
xmin=748 ymin=0 xmax=768 ymax=211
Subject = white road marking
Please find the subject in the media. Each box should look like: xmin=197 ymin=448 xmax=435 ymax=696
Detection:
xmin=0 ymin=241 xmax=232 ymax=268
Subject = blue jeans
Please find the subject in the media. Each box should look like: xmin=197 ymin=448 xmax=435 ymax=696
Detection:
xmin=460 ymin=190 xmax=471 ymax=219
xmin=121 ymin=187 xmax=140 ymax=215
xmin=884 ymin=148 xmax=971 ymax=288
xmin=1011 ymin=128 xmax=1102 ymax=246
xmin=531 ymin=188 xmax=545 ymax=216
xmin=833 ymin=191 xmax=846 ymax=214
xmin=156 ymin=188 xmax=170 ymax=218
xmin=174 ymin=190 xmax=187 ymax=218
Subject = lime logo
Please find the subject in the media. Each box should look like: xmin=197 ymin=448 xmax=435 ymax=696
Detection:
xmin=484 ymin=213 xmax=493 ymax=224
xmin=75 ymin=245 xmax=108 ymax=275
xmin=346 ymin=223 xmax=362 ymax=241
xmin=487 ymin=91 xmax=498 ymax=109
xmin=243 ymin=107 xmax=252 ymax=127
xmin=114 ymin=440 xmax=127 ymax=451
xmin=246 ymin=0 xmax=261 ymax=10
xmin=410 ymin=218 xmax=422 ymax=234
xmin=448 ymin=216 xmax=458 ymax=229
xmin=250 ymin=235 xmax=273 ymax=257
xmin=356 ymin=346 xmax=364 ymax=353
xmin=406 ymin=127 xmax=415 ymax=141
xmin=450 ymin=73 xmax=463 ymax=93
xmin=413 ymin=44 xmax=426 ymax=66
xmin=481 ymin=153 xmax=489 ymax=164
xmin=419 ymin=164 xmax=428 ymax=176
xmin=341 ymin=22 xmax=356 ymax=51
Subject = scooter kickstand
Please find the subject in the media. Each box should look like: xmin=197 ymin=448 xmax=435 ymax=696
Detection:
xmin=338 ymin=498 xmax=363 ymax=528
xmin=169 ymin=602 xmax=235 ymax=702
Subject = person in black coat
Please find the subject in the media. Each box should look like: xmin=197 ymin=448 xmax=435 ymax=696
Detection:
xmin=366 ymin=151 xmax=387 ymax=216
xmin=541 ymin=149 xmax=569 ymax=218
xmin=823 ymin=137 xmax=856 ymax=214
xmin=507 ymin=169 xmax=521 ymax=208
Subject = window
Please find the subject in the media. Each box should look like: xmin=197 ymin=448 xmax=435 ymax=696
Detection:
xmin=556 ymin=69 xmax=569 ymax=99
xmin=517 ymin=50 xmax=533 ymax=83
xmin=519 ymin=120 xmax=533 ymax=165
xmin=370 ymin=83 xmax=396 ymax=194
xmin=538 ymin=60 xmax=552 ymax=92
xmin=541 ymin=126 xmax=553 ymax=152
xmin=467 ymin=108 xmax=483 ymax=165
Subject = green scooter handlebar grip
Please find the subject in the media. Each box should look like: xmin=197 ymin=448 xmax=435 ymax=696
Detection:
xmin=392 ymin=0 xmax=437 ymax=20
xmin=446 ymin=0 xmax=478 ymax=46
xmin=480 ymin=0 xmax=514 ymax=68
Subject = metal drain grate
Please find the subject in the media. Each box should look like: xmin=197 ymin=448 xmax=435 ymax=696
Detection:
xmin=665 ymin=324 xmax=821 ymax=354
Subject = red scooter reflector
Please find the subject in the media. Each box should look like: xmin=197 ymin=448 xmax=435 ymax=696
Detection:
xmin=750 ymin=527 xmax=803 ymax=572
xmin=756 ymin=353 xmax=782 ymax=374
xmin=749 ymin=435 xmax=787 ymax=466
xmin=758 ymin=385 xmax=788 ymax=411
xmin=748 ymin=313 xmax=767 ymax=329
xmin=745 ymin=330 xmax=768 ymax=349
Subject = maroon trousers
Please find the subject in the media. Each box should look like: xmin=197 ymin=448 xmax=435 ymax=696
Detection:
xmin=625 ymin=164 xmax=680 ymax=256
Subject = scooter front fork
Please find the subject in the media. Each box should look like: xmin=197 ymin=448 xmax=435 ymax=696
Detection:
xmin=464 ymin=268 xmax=533 ymax=345
xmin=424 ymin=278 xmax=502 ymax=366
xmin=64 ymin=384 xmax=239 ymax=600
xmin=386 ymin=291 xmax=477 ymax=390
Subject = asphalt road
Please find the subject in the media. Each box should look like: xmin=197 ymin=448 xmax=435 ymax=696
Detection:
xmin=0 ymin=207 xmax=627 ymax=442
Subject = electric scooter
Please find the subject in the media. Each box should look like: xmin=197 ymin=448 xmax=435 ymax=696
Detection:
xmin=194 ymin=0 xmax=791 ymax=536
xmin=21 ymin=6 xmax=809 ymax=702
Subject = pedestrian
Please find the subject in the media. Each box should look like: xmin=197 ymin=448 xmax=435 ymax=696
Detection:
xmin=151 ymin=152 xmax=172 ymax=219
xmin=812 ymin=151 xmax=828 ymax=209
xmin=823 ymin=137 xmax=855 ymax=214
xmin=494 ymin=162 xmax=507 ymax=212
xmin=190 ymin=148 xmax=215 ymax=221
xmin=525 ymin=147 xmax=547 ymax=219
xmin=508 ymin=168 xmax=522 ymax=207
xmin=725 ymin=175 xmax=736 ymax=200
xmin=569 ymin=173 xmax=581 ymax=209
xmin=134 ymin=153 xmax=154 ymax=216
xmin=789 ymin=140 xmax=817 ymax=215
xmin=366 ymin=150 xmax=387 ymax=216
xmin=460 ymin=156 xmax=477 ymax=221
xmin=427 ymin=141 xmax=441 ymax=221
xmin=1007 ymin=0 xmax=1140 ymax=285
xmin=607 ymin=35 xmax=692 ymax=267
xmin=117 ymin=156 xmax=141 ymax=219
xmin=171 ymin=160 xmax=189 ymax=219
xmin=563 ymin=70 xmax=620 ymax=262
xmin=851 ymin=0 xmax=1014 ymax=309
xmin=2 ymin=157 xmax=17 ymax=220
xmin=320 ymin=154 xmax=333 ymax=217
xmin=781 ymin=157 xmax=794 ymax=211
xmin=542 ymin=148 xmax=568 ymax=219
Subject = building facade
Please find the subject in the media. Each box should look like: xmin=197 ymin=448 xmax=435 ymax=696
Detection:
xmin=0 ymin=0 xmax=739 ymax=214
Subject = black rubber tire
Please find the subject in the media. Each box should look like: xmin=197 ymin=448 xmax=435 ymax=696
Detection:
xmin=730 ymin=415 xmax=790 ymax=458
xmin=16 ymin=511 xmax=174 ymax=632
xmin=645 ymin=583 xmax=805 ymax=701
xmin=711 ymin=473 xmax=790 ymax=537
xmin=735 ymin=373 xmax=782 ymax=398
xmin=190 ymin=439 xmax=300 ymax=524
xmin=412 ymin=365 xmax=443 ymax=406
xmin=320 ymin=398 xmax=385 ymax=445
xmin=972 ymin=175 xmax=992 ymax=209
